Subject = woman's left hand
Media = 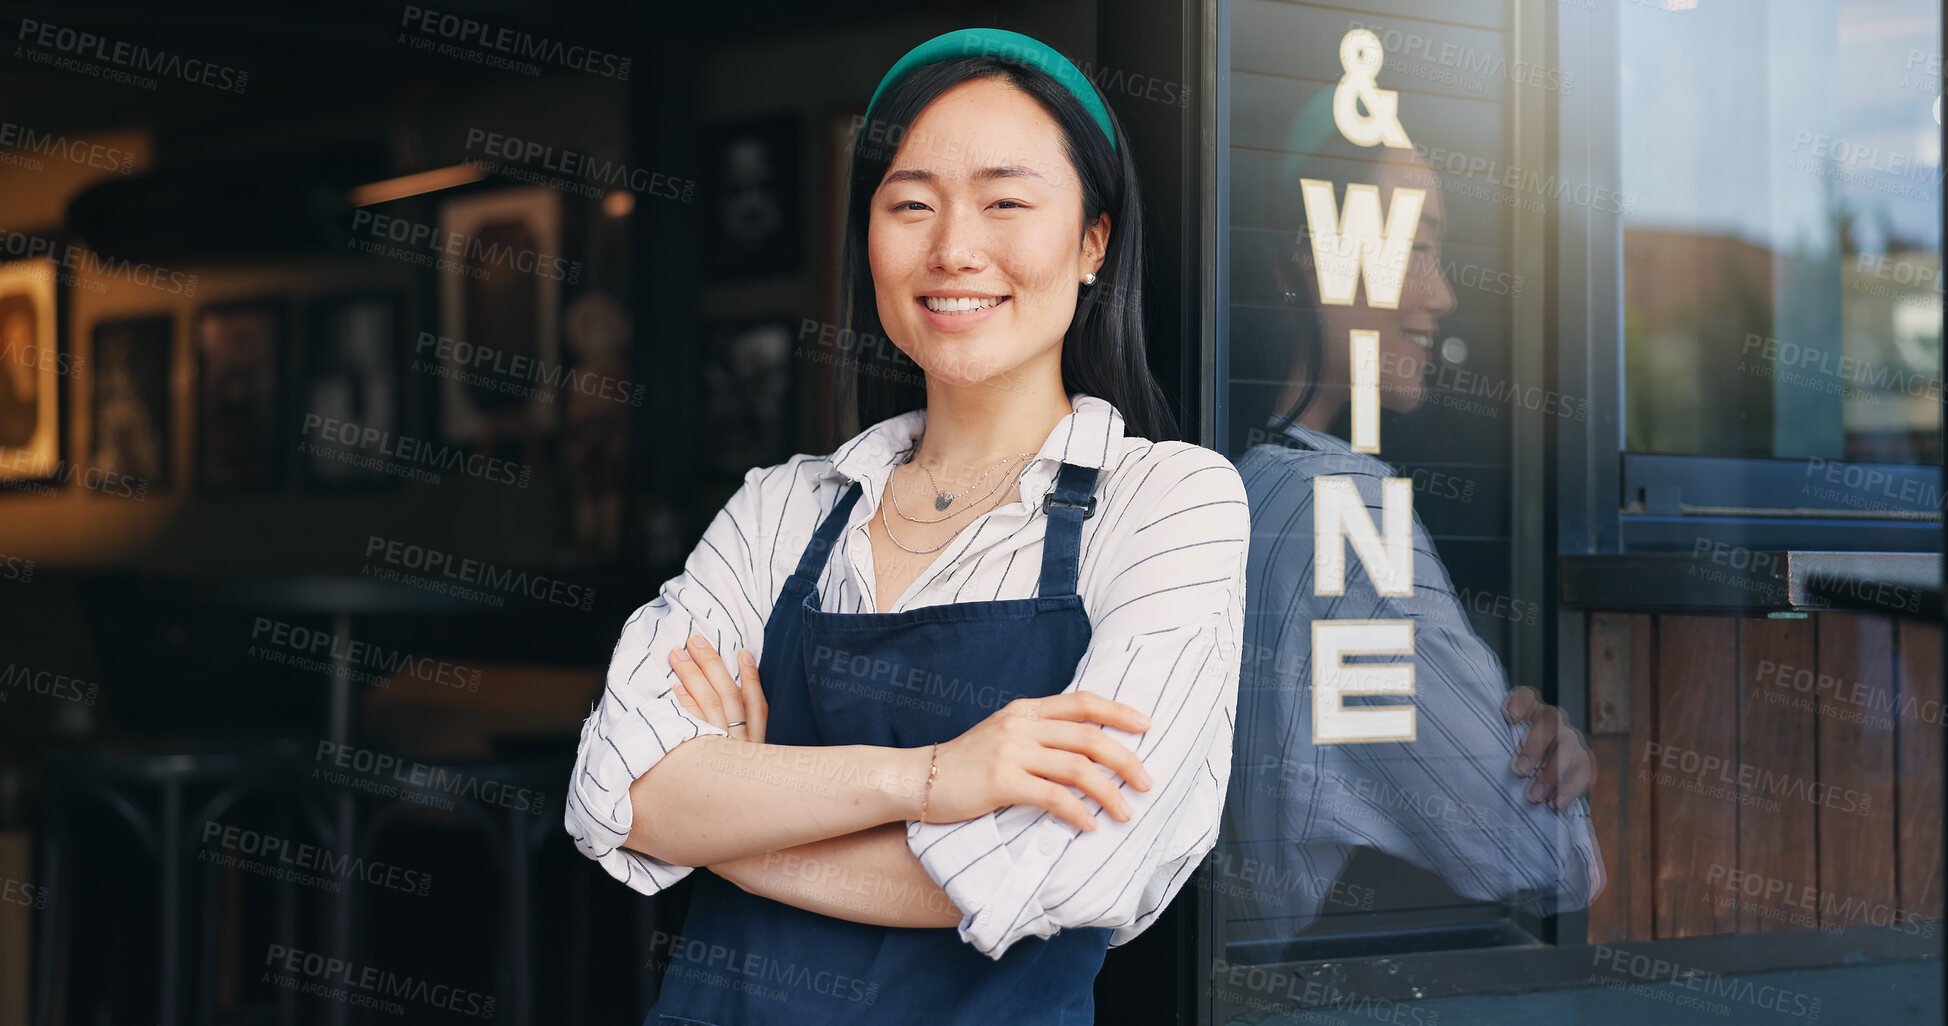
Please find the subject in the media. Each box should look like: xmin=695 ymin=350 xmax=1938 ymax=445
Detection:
xmin=1502 ymin=686 xmax=1592 ymax=811
xmin=670 ymin=633 xmax=767 ymax=744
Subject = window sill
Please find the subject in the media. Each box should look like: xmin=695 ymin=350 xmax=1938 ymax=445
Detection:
xmin=1559 ymin=551 xmax=1941 ymax=619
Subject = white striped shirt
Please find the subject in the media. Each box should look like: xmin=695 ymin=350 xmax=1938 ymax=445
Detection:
xmin=1222 ymin=420 xmax=1603 ymax=941
xmin=565 ymin=393 xmax=1250 ymax=960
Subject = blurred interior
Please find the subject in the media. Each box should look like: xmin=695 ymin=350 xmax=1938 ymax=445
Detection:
xmin=0 ymin=1 xmax=1941 ymax=1025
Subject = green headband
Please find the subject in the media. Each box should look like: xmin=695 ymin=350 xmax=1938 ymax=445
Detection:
xmin=1278 ymin=87 xmax=1339 ymax=184
xmin=866 ymin=27 xmax=1118 ymax=153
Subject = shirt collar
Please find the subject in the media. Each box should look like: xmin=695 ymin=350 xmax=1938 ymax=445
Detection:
xmin=1274 ymin=415 xmax=1311 ymax=443
xmin=1271 ymin=414 xmax=1338 ymax=451
xmin=820 ymin=393 xmax=1126 ymax=508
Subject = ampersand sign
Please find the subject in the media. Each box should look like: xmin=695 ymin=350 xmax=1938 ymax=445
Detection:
xmin=1333 ymin=29 xmax=1411 ymax=149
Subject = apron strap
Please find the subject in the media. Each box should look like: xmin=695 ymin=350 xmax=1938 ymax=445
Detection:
xmin=791 ymin=479 xmax=864 ymax=582
xmin=1037 ymin=462 xmax=1099 ymax=598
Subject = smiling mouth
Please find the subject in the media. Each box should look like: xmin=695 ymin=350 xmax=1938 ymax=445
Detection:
xmin=921 ymin=296 xmax=1010 ymax=315
xmin=1404 ymin=332 xmax=1432 ymax=350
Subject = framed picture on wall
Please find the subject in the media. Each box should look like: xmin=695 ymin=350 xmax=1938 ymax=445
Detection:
xmin=436 ymin=186 xmax=563 ymax=446
xmin=698 ymin=318 xmax=794 ymax=477
xmin=89 ymin=314 xmax=174 ymax=492
xmin=301 ymin=294 xmax=401 ymax=489
xmin=0 ymin=256 xmax=61 ymax=484
xmin=195 ymin=298 xmax=284 ymax=491
xmin=700 ymin=114 xmax=803 ymax=279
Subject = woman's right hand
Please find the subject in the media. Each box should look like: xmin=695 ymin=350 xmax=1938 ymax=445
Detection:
xmin=921 ymin=692 xmax=1155 ymax=832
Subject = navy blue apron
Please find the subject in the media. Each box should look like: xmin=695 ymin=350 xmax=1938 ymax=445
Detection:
xmin=644 ymin=462 xmax=1112 ymax=1026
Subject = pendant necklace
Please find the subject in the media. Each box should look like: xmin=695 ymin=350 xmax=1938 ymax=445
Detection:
xmin=922 ymin=454 xmax=1034 ymax=510
xmin=891 ymin=449 xmax=1036 ymax=525
xmin=908 ymin=439 xmax=1039 ymax=513
xmin=880 ymin=456 xmax=1032 ymax=555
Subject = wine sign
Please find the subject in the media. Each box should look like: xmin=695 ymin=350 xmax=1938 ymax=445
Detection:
xmin=1307 ymin=30 xmax=1425 ymax=746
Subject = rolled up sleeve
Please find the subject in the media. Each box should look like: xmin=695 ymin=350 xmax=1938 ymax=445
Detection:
xmin=564 ymin=464 xmax=776 ymax=894
xmin=906 ymin=445 xmax=1250 ymax=959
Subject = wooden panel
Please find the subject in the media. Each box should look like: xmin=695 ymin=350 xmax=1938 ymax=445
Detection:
xmin=1587 ymin=610 xmax=1926 ymax=943
xmin=1588 ymin=612 xmax=1632 ymax=734
xmin=1584 ymin=613 xmax=1636 ymax=942
xmin=1627 ymin=614 xmax=1655 ymax=941
xmin=1735 ymin=617 xmax=1818 ymax=933
xmin=1585 ymin=733 xmax=1628 ymax=943
xmin=1652 ymin=616 xmax=1739 ymax=937
xmin=1815 ymin=614 xmax=1899 ymax=930
xmin=1896 ymin=620 xmax=1943 ymax=920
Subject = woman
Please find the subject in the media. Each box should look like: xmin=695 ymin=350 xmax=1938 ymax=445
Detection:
xmin=565 ymin=28 xmax=1249 ymax=1026
xmin=1219 ymin=89 xmax=1603 ymax=943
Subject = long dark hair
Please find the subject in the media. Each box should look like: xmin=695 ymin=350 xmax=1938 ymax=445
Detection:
xmin=1228 ymin=124 xmax=1412 ymax=455
xmin=834 ymin=53 xmax=1177 ymax=443
xmin=1223 ymin=182 xmax=1327 ymax=456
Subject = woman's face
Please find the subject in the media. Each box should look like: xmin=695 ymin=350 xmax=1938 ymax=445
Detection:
xmin=1304 ymin=154 xmax=1456 ymax=414
xmin=868 ymin=76 xmax=1109 ymax=392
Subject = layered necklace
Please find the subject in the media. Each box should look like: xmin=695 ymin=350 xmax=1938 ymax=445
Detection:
xmin=880 ymin=438 xmax=1038 ymax=554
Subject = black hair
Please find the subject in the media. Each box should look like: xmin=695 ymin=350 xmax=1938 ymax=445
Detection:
xmin=1226 ymin=177 xmax=1329 ymax=456
xmin=833 ymin=52 xmax=1177 ymax=444
xmin=1228 ymin=132 xmax=1427 ymax=455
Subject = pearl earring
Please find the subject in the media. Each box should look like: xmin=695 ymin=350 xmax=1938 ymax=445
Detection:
xmin=1082 ymin=272 xmax=1097 ymax=285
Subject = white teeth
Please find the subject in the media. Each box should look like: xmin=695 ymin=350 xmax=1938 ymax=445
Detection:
xmin=1405 ymin=333 xmax=1432 ymax=349
xmin=924 ymin=296 xmax=1005 ymax=313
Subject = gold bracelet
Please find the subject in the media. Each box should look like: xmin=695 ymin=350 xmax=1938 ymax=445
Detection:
xmin=919 ymin=742 xmax=939 ymax=823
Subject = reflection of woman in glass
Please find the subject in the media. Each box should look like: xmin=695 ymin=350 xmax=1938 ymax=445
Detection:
xmin=566 ymin=29 xmax=1249 ymax=1025
xmin=1222 ymin=92 xmax=1603 ymax=939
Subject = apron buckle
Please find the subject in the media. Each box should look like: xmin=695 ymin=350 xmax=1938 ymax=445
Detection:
xmin=1040 ymin=491 xmax=1097 ymax=519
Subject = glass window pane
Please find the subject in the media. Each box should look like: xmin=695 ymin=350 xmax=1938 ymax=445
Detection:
xmin=1620 ymin=0 xmax=1943 ymax=463
xmin=1213 ymin=1 xmax=1942 ymax=1022
xmin=1218 ymin=0 xmax=1571 ymax=1002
